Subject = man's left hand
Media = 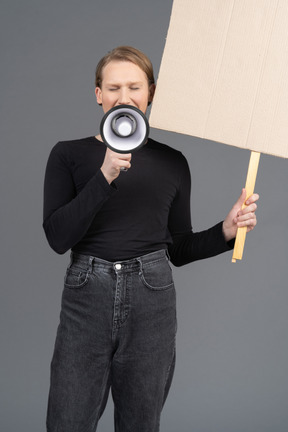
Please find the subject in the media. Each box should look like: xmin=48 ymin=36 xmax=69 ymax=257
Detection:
xmin=222 ymin=189 xmax=259 ymax=242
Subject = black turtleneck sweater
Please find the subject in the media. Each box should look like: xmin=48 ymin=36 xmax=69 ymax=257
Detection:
xmin=43 ymin=136 xmax=232 ymax=266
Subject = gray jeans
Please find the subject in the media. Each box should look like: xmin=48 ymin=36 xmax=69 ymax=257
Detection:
xmin=47 ymin=249 xmax=177 ymax=432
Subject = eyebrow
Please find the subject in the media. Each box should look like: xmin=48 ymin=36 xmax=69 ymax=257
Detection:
xmin=105 ymin=81 xmax=144 ymax=87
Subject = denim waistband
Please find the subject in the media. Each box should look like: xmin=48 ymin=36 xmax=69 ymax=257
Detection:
xmin=69 ymin=249 xmax=169 ymax=273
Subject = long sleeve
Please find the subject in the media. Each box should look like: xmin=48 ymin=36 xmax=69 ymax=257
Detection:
xmin=167 ymin=155 xmax=233 ymax=266
xmin=169 ymin=223 xmax=233 ymax=266
xmin=43 ymin=141 xmax=117 ymax=254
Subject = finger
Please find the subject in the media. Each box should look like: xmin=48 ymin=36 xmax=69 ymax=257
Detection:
xmin=118 ymin=153 xmax=132 ymax=163
xmin=115 ymin=156 xmax=132 ymax=173
xmin=245 ymin=193 xmax=260 ymax=205
xmin=237 ymin=218 xmax=257 ymax=230
xmin=120 ymin=160 xmax=131 ymax=171
xmin=107 ymin=149 xmax=132 ymax=163
xmin=110 ymin=149 xmax=132 ymax=159
xmin=118 ymin=152 xmax=132 ymax=159
xmin=238 ymin=202 xmax=257 ymax=216
xmin=111 ymin=154 xmax=131 ymax=167
xmin=236 ymin=212 xmax=256 ymax=223
xmin=247 ymin=220 xmax=257 ymax=232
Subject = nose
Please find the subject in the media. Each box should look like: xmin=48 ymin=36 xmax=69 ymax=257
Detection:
xmin=118 ymin=88 xmax=130 ymax=105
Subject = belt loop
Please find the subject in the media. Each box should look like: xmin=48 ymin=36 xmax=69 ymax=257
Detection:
xmin=136 ymin=256 xmax=143 ymax=275
xmin=88 ymin=256 xmax=94 ymax=273
xmin=68 ymin=251 xmax=74 ymax=269
xmin=165 ymin=249 xmax=171 ymax=261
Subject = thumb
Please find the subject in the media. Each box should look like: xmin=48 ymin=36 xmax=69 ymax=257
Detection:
xmin=234 ymin=188 xmax=247 ymax=209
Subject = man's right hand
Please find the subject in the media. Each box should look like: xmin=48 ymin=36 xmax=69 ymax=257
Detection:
xmin=101 ymin=147 xmax=132 ymax=184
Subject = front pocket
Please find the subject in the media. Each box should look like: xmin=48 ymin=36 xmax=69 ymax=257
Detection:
xmin=140 ymin=258 xmax=174 ymax=291
xmin=64 ymin=268 xmax=90 ymax=289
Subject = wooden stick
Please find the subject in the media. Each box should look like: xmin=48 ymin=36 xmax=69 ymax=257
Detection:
xmin=232 ymin=151 xmax=261 ymax=263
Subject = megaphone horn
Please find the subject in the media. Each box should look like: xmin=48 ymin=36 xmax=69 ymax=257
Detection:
xmin=100 ymin=105 xmax=149 ymax=153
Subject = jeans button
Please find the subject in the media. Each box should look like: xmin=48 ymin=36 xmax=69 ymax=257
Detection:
xmin=115 ymin=263 xmax=122 ymax=270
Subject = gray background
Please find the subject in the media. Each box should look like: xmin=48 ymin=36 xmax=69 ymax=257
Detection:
xmin=1 ymin=1 xmax=287 ymax=431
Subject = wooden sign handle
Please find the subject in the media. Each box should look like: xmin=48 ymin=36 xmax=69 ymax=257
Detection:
xmin=232 ymin=151 xmax=261 ymax=263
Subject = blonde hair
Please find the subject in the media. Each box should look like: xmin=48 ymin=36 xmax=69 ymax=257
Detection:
xmin=95 ymin=46 xmax=155 ymax=88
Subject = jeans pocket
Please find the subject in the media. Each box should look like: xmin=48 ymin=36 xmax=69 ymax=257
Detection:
xmin=64 ymin=266 xmax=90 ymax=289
xmin=140 ymin=258 xmax=174 ymax=291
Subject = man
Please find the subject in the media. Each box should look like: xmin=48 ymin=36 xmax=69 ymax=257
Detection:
xmin=44 ymin=46 xmax=258 ymax=432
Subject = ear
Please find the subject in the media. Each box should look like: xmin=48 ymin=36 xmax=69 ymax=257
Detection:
xmin=95 ymin=87 xmax=102 ymax=105
xmin=148 ymin=84 xmax=156 ymax=104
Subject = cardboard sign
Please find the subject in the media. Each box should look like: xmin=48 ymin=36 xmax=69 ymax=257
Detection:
xmin=150 ymin=0 xmax=288 ymax=159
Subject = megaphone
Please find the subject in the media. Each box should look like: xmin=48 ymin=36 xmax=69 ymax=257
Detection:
xmin=100 ymin=105 xmax=149 ymax=153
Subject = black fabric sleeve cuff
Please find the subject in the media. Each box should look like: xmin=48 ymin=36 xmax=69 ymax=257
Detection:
xmin=169 ymin=221 xmax=235 ymax=267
